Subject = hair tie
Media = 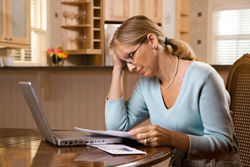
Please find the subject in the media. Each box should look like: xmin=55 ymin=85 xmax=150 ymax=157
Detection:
xmin=165 ymin=37 xmax=171 ymax=45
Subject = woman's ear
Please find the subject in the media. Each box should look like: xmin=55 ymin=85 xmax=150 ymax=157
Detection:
xmin=147 ymin=33 xmax=158 ymax=49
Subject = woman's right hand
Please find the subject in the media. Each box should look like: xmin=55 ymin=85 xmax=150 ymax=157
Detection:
xmin=108 ymin=27 xmax=125 ymax=70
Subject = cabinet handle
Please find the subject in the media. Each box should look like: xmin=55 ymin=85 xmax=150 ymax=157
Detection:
xmin=4 ymin=37 xmax=8 ymax=40
xmin=9 ymin=38 xmax=13 ymax=41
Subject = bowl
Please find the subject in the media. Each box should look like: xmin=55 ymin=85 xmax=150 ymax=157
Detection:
xmin=3 ymin=57 xmax=14 ymax=66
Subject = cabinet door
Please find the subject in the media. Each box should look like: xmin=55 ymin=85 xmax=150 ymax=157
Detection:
xmin=105 ymin=0 xmax=134 ymax=22
xmin=134 ymin=0 xmax=162 ymax=24
xmin=0 ymin=0 xmax=7 ymax=42
xmin=7 ymin=0 xmax=30 ymax=45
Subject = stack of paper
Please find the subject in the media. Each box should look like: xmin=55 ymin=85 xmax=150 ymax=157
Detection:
xmin=90 ymin=144 xmax=146 ymax=155
xmin=74 ymin=127 xmax=146 ymax=155
xmin=74 ymin=127 xmax=132 ymax=138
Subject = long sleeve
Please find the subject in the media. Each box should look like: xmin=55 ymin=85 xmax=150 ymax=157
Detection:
xmin=105 ymin=78 xmax=149 ymax=131
xmin=186 ymin=70 xmax=237 ymax=160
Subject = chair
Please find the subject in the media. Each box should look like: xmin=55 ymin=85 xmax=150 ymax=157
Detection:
xmin=226 ymin=53 xmax=250 ymax=167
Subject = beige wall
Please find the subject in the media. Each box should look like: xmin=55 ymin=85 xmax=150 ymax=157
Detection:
xmin=189 ymin=0 xmax=208 ymax=63
xmin=0 ymin=69 xmax=141 ymax=130
xmin=47 ymin=0 xmax=62 ymax=48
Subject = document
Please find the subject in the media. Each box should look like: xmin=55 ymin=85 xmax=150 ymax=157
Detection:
xmin=74 ymin=127 xmax=132 ymax=138
xmin=90 ymin=144 xmax=146 ymax=155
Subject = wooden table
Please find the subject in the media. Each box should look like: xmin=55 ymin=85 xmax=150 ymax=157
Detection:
xmin=0 ymin=128 xmax=173 ymax=167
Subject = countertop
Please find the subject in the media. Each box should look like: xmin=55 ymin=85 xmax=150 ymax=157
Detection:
xmin=0 ymin=66 xmax=114 ymax=70
xmin=0 ymin=65 xmax=231 ymax=70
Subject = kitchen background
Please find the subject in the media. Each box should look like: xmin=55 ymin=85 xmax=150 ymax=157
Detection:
xmin=45 ymin=0 xmax=220 ymax=65
xmin=0 ymin=0 xmax=200 ymax=66
xmin=1 ymin=0 xmax=249 ymax=134
xmin=1 ymin=0 xmax=249 ymax=166
xmin=1 ymin=0 xmax=249 ymax=132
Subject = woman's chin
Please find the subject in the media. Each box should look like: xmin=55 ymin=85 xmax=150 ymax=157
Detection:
xmin=142 ymin=72 xmax=153 ymax=78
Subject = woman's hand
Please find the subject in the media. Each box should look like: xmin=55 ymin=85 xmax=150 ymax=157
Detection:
xmin=108 ymin=27 xmax=125 ymax=70
xmin=128 ymin=125 xmax=172 ymax=147
xmin=129 ymin=125 xmax=190 ymax=153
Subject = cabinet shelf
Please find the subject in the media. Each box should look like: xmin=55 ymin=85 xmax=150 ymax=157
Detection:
xmin=61 ymin=24 xmax=91 ymax=28
xmin=61 ymin=1 xmax=90 ymax=5
xmin=66 ymin=49 xmax=101 ymax=55
xmin=93 ymin=6 xmax=101 ymax=9
xmin=61 ymin=0 xmax=104 ymax=65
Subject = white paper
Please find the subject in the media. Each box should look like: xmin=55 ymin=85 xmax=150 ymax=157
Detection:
xmin=74 ymin=127 xmax=132 ymax=138
xmin=90 ymin=144 xmax=146 ymax=155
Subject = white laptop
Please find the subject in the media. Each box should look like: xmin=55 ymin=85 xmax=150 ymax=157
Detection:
xmin=18 ymin=82 xmax=122 ymax=146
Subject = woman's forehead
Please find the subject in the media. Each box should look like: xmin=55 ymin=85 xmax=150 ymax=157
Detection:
xmin=114 ymin=42 xmax=134 ymax=58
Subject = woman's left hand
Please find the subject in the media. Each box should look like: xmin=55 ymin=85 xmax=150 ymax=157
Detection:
xmin=128 ymin=125 xmax=172 ymax=147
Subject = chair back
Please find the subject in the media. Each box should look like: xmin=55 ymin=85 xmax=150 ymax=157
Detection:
xmin=226 ymin=53 xmax=250 ymax=167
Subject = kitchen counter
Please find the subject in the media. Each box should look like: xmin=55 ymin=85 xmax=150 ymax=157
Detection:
xmin=0 ymin=65 xmax=231 ymax=70
xmin=0 ymin=65 xmax=114 ymax=70
xmin=211 ymin=65 xmax=231 ymax=70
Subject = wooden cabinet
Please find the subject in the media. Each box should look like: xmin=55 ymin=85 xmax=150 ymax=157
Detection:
xmin=61 ymin=0 xmax=104 ymax=65
xmin=0 ymin=0 xmax=30 ymax=48
xmin=105 ymin=0 xmax=133 ymax=22
xmin=175 ymin=0 xmax=189 ymax=43
xmin=105 ymin=0 xmax=162 ymax=24
xmin=134 ymin=0 xmax=162 ymax=24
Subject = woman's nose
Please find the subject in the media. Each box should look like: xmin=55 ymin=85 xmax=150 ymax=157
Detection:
xmin=127 ymin=63 xmax=136 ymax=72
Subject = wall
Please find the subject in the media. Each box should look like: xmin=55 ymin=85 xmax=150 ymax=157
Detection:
xmin=47 ymin=0 xmax=62 ymax=48
xmin=162 ymin=0 xmax=176 ymax=38
xmin=0 ymin=69 xmax=141 ymax=130
xmin=189 ymin=0 xmax=208 ymax=63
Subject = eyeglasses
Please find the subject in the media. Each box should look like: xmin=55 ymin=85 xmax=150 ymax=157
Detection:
xmin=122 ymin=37 xmax=147 ymax=70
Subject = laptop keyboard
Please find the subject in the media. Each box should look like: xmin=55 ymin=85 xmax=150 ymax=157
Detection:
xmin=53 ymin=131 xmax=88 ymax=140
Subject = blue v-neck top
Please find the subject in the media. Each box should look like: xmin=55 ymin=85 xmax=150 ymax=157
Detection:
xmin=105 ymin=61 xmax=239 ymax=160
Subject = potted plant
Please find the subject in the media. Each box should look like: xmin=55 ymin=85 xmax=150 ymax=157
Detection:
xmin=46 ymin=47 xmax=68 ymax=66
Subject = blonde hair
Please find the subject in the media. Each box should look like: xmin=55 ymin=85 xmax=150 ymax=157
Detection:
xmin=109 ymin=15 xmax=196 ymax=60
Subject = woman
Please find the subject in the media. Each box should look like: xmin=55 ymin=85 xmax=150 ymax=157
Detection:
xmin=105 ymin=15 xmax=242 ymax=166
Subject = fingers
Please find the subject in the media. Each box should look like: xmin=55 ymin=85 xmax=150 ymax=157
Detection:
xmin=129 ymin=125 xmax=159 ymax=136
xmin=137 ymin=136 xmax=160 ymax=146
xmin=129 ymin=125 xmax=166 ymax=146
xmin=129 ymin=126 xmax=153 ymax=141
xmin=129 ymin=126 xmax=150 ymax=135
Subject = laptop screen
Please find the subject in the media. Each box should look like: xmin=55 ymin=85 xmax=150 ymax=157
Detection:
xmin=19 ymin=82 xmax=56 ymax=145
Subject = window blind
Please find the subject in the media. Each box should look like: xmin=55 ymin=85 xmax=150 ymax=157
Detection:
xmin=13 ymin=0 xmax=47 ymax=64
xmin=212 ymin=5 xmax=250 ymax=65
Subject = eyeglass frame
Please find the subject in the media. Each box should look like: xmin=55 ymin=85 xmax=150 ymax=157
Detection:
xmin=122 ymin=37 xmax=147 ymax=70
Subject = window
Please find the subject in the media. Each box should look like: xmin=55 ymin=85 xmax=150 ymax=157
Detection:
xmin=212 ymin=5 xmax=250 ymax=64
xmin=12 ymin=0 xmax=47 ymax=65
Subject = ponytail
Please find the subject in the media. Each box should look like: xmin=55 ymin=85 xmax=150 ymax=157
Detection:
xmin=165 ymin=37 xmax=196 ymax=61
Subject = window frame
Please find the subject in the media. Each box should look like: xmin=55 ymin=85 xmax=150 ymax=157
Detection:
xmin=207 ymin=0 xmax=250 ymax=65
xmin=13 ymin=0 xmax=48 ymax=66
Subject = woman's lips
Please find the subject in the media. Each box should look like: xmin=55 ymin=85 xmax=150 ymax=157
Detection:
xmin=138 ymin=67 xmax=143 ymax=74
